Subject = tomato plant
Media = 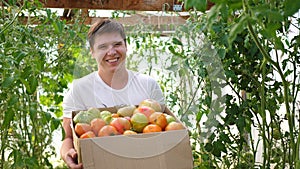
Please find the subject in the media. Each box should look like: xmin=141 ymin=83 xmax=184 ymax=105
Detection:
xmin=182 ymin=0 xmax=300 ymax=168
xmin=1 ymin=0 xmax=299 ymax=168
xmin=0 ymin=1 xmax=89 ymax=168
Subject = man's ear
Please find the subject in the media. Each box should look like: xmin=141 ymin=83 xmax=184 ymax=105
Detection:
xmin=124 ymin=42 xmax=128 ymax=52
xmin=90 ymin=48 xmax=94 ymax=58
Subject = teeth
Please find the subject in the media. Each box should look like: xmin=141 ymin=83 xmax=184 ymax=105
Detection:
xmin=107 ymin=58 xmax=118 ymax=63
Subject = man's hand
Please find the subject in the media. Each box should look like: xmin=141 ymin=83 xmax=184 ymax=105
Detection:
xmin=64 ymin=148 xmax=83 ymax=169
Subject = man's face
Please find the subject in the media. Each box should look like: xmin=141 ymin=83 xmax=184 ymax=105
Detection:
xmin=91 ymin=32 xmax=127 ymax=73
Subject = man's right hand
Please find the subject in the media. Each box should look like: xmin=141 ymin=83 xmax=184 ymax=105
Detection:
xmin=64 ymin=148 xmax=83 ymax=169
xmin=61 ymin=118 xmax=83 ymax=169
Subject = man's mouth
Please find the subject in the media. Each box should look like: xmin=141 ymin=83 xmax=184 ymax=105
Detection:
xmin=106 ymin=57 xmax=120 ymax=63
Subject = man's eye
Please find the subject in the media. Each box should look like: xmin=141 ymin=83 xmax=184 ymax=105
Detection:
xmin=99 ymin=46 xmax=107 ymax=50
xmin=114 ymin=43 xmax=122 ymax=46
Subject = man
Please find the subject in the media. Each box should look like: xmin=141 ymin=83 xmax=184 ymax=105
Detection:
xmin=60 ymin=19 xmax=165 ymax=168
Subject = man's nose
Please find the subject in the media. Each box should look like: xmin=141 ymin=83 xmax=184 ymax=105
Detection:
xmin=107 ymin=46 xmax=116 ymax=56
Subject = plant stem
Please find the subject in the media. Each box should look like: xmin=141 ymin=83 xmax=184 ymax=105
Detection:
xmin=261 ymin=59 xmax=268 ymax=168
xmin=296 ymin=133 xmax=300 ymax=169
xmin=0 ymin=5 xmax=24 ymax=34
xmin=0 ymin=126 xmax=8 ymax=169
xmin=181 ymin=78 xmax=202 ymax=118
xmin=247 ymin=21 xmax=294 ymax=167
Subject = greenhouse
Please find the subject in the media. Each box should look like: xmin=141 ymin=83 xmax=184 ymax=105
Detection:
xmin=1 ymin=0 xmax=300 ymax=168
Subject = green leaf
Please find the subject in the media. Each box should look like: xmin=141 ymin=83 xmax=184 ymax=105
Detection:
xmin=166 ymin=64 xmax=179 ymax=72
xmin=179 ymin=68 xmax=187 ymax=77
xmin=29 ymin=105 xmax=37 ymax=121
xmin=8 ymin=95 xmax=19 ymax=106
xmin=204 ymin=142 xmax=213 ymax=152
xmin=220 ymin=132 xmax=231 ymax=143
xmin=215 ymin=140 xmax=227 ymax=153
xmin=296 ymin=160 xmax=300 ymax=169
xmin=68 ymin=30 xmax=76 ymax=39
xmin=52 ymin=21 xmax=63 ymax=34
xmin=196 ymin=111 xmax=204 ymax=122
xmin=236 ymin=116 xmax=246 ymax=133
xmin=267 ymin=10 xmax=284 ymax=22
xmin=0 ymin=31 xmax=5 ymax=42
xmin=24 ymin=156 xmax=39 ymax=167
xmin=45 ymin=112 xmax=52 ymax=121
xmin=212 ymin=145 xmax=221 ymax=157
xmin=168 ymin=46 xmax=177 ymax=55
xmin=54 ymin=94 xmax=63 ymax=104
xmin=3 ymin=110 xmax=14 ymax=127
xmin=261 ymin=22 xmax=282 ymax=39
xmin=22 ymin=66 xmax=32 ymax=79
xmin=28 ymin=75 xmax=38 ymax=94
xmin=217 ymin=48 xmax=226 ymax=59
xmin=184 ymin=0 xmax=194 ymax=10
xmin=20 ymin=75 xmax=38 ymax=95
xmin=172 ymin=38 xmax=183 ymax=46
xmin=228 ymin=14 xmax=249 ymax=46
xmin=50 ymin=117 xmax=61 ymax=131
xmin=46 ymin=8 xmax=52 ymax=19
xmin=284 ymin=0 xmax=300 ymax=17
xmin=135 ymin=41 xmax=140 ymax=49
xmin=229 ymin=0 xmax=243 ymax=10
xmin=284 ymin=69 xmax=293 ymax=77
xmin=2 ymin=76 xmax=14 ymax=88
xmin=185 ymin=0 xmax=207 ymax=12
xmin=274 ymin=37 xmax=284 ymax=51
xmin=207 ymin=3 xmax=224 ymax=29
xmin=15 ymin=51 xmax=27 ymax=64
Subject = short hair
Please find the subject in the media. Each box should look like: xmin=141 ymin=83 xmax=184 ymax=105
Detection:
xmin=88 ymin=19 xmax=126 ymax=49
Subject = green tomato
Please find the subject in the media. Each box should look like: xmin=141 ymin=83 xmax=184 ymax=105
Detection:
xmin=165 ymin=114 xmax=176 ymax=124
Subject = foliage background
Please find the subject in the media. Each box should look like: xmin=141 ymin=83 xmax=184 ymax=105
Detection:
xmin=1 ymin=0 xmax=300 ymax=168
xmin=1 ymin=1 xmax=90 ymax=168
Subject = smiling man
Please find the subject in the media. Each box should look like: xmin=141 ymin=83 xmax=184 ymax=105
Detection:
xmin=90 ymin=20 xmax=128 ymax=89
xmin=60 ymin=19 xmax=165 ymax=169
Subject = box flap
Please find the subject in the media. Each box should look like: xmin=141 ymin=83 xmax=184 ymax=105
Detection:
xmin=80 ymin=129 xmax=188 ymax=158
xmin=70 ymin=121 xmax=82 ymax=163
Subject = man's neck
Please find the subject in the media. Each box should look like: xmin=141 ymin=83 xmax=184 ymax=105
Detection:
xmin=98 ymin=69 xmax=128 ymax=89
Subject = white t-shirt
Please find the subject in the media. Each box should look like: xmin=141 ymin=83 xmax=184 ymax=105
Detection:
xmin=62 ymin=70 xmax=165 ymax=118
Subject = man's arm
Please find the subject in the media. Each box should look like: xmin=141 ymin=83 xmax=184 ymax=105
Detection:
xmin=60 ymin=117 xmax=83 ymax=169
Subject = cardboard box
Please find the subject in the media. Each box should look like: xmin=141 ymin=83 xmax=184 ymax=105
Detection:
xmin=71 ymin=107 xmax=193 ymax=169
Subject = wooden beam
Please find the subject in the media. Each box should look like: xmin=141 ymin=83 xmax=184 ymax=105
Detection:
xmin=17 ymin=14 xmax=188 ymax=26
xmin=16 ymin=15 xmax=185 ymax=35
xmin=40 ymin=0 xmax=185 ymax=11
xmin=2 ymin=0 xmax=214 ymax=12
xmin=92 ymin=14 xmax=187 ymax=25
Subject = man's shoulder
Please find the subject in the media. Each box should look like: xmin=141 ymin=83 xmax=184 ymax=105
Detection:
xmin=129 ymin=70 xmax=156 ymax=82
xmin=72 ymin=71 xmax=97 ymax=86
xmin=74 ymin=71 xmax=96 ymax=81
